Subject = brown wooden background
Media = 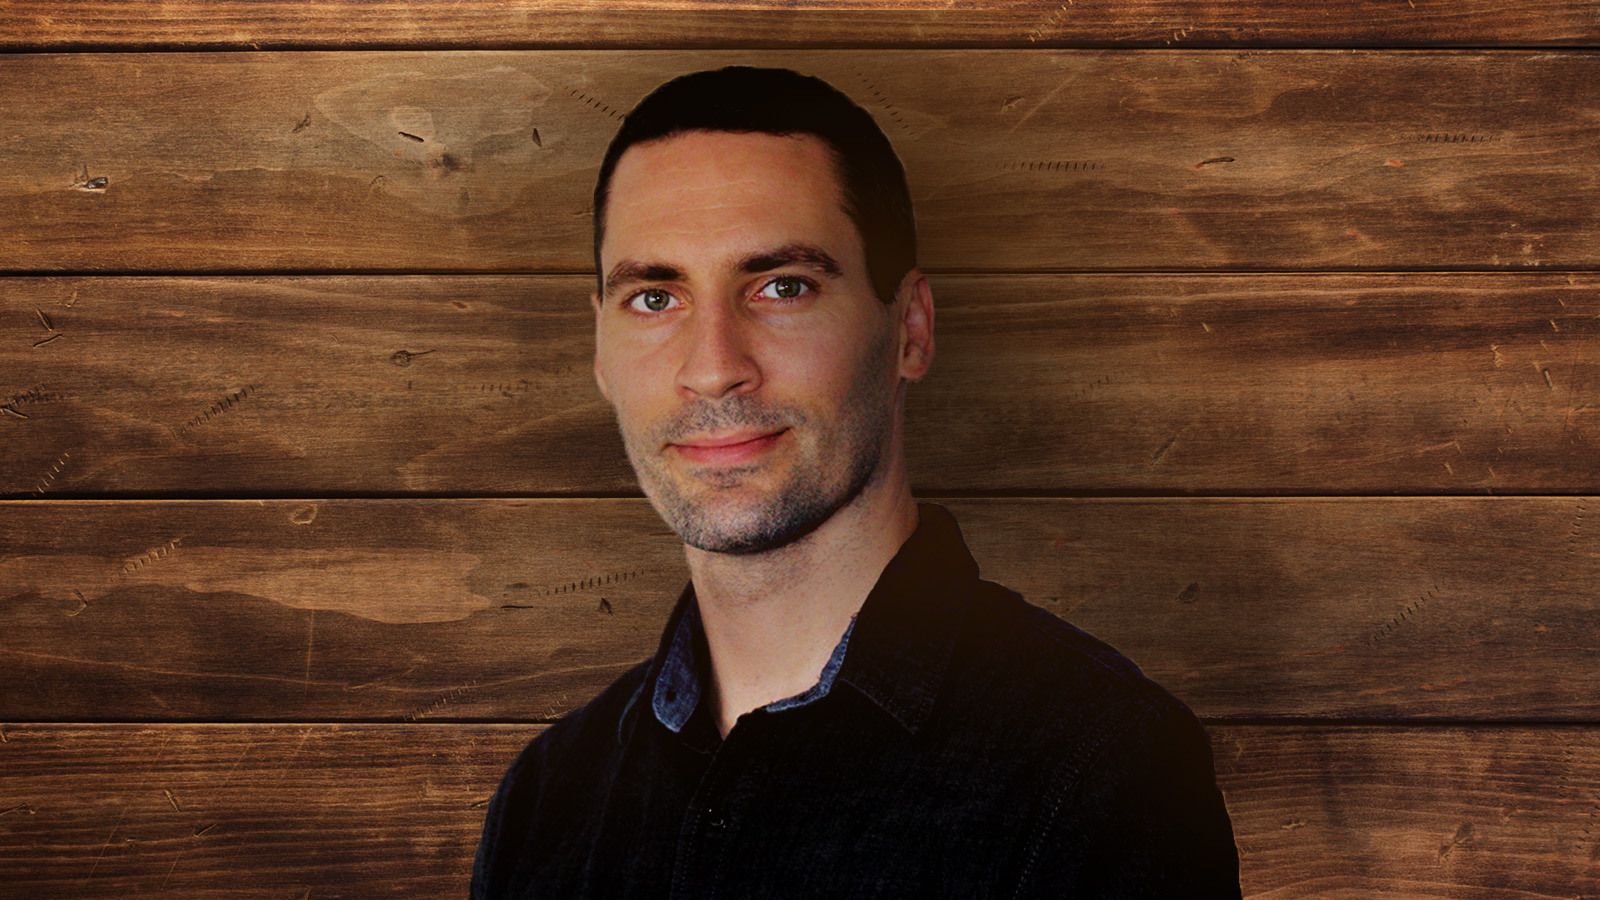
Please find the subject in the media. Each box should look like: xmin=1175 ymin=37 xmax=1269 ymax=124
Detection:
xmin=3 ymin=3 xmax=1599 ymax=896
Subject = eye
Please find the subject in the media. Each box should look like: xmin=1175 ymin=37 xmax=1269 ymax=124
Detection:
xmin=625 ymin=288 xmax=681 ymax=314
xmin=758 ymin=275 xmax=816 ymax=302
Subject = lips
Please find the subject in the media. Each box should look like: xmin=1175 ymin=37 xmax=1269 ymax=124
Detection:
xmin=670 ymin=428 xmax=788 ymax=465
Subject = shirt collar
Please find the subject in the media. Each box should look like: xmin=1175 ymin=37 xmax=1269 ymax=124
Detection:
xmin=650 ymin=590 xmax=706 ymax=734
xmin=618 ymin=502 xmax=978 ymax=745
xmin=619 ymin=580 xmax=699 ymax=745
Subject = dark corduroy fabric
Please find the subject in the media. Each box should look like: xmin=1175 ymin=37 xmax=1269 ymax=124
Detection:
xmin=472 ymin=503 xmax=1241 ymax=899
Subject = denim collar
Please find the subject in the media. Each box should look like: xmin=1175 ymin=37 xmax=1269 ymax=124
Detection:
xmin=650 ymin=592 xmax=857 ymax=735
xmin=618 ymin=502 xmax=978 ymax=746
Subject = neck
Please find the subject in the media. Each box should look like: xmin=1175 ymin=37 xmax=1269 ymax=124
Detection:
xmin=685 ymin=451 xmax=919 ymax=739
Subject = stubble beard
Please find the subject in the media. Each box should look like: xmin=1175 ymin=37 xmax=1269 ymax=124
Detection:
xmin=617 ymin=326 xmax=897 ymax=555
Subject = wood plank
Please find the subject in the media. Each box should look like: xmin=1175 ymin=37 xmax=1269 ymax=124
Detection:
xmin=0 ymin=724 xmax=1595 ymax=897
xmin=3 ymin=498 xmax=1596 ymax=721
xmin=2 ymin=2 xmax=1596 ymax=50
xmin=5 ymin=273 xmax=1598 ymax=496
xmin=0 ymin=723 xmax=532 ymax=897
xmin=0 ymin=276 xmax=629 ymax=497
xmin=1212 ymin=725 xmax=1600 ymax=898
xmin=2 ymin=51 xmax=1596 ymax=272
xmin=0 ymin=499 xmax=677 ymax=723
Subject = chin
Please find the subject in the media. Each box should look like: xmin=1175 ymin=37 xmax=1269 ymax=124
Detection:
xmin=681 ymin=520 xmax=820 ymax=556
xmin=656 ymin=486 xmax=835 ymax=556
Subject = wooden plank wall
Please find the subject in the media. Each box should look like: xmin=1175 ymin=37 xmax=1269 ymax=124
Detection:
xmin=2 ymin=3 xmax=1598 ymax=896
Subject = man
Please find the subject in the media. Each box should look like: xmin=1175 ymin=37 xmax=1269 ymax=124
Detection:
xmin=473 ymin=66 xmax=1241 ymax=897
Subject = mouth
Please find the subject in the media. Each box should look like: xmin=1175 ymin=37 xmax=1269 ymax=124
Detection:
xmin=668 ymin=428 xmax=789 ymax=466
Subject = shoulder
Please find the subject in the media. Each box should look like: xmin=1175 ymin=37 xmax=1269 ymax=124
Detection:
xmin=949 ymin=583 xmax=1240 ymax=895
xmin=472 ymin=658 xmax=654 ymax=899
xmin=949 ymin=578 xmax=1207 ymax=764
xmin=501 ymin=656 xmax=655 ymax=785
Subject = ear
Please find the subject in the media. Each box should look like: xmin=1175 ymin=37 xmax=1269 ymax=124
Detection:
xmin=893 ymin=269 xmax=934 ymax=382
xmin=591 ymin=289 xmax=612 ymax=402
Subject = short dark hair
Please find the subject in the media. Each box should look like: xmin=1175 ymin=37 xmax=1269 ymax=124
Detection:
xmin=592 ymin=66 xmax=917 ymax=305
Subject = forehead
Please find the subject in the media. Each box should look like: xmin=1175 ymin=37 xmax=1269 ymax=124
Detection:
xmin=600 ymin=130 xmax=860 ymax=275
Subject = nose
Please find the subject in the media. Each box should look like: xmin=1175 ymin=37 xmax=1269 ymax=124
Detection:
xmin=675 ymin=300 xmax=761 ymax=401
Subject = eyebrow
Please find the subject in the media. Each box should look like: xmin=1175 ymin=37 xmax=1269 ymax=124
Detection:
xmin=602 ymin=242 xmax=845 ymax=299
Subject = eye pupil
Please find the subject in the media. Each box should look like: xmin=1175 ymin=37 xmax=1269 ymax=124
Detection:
xmin=642 ymin=289 xmax=670 ymax=312
xmin=774 ymin=278 xmax=801 ymax=298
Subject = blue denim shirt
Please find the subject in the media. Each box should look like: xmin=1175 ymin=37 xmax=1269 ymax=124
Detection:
xmin=473 ymin=503 xmax=1241 ymax=898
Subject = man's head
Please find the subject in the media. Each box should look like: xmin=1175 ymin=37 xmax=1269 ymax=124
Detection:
xmin=590 ymin=67 xmax=933 ymax=555
xmin=592 ymin=66 xmax=917 ymax=307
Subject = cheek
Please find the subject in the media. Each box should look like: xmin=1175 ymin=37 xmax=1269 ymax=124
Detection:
xmin=597 ymin=336 xmax=671 ymax=407
xmin=781 ymin=325 xmax=892 ymax=410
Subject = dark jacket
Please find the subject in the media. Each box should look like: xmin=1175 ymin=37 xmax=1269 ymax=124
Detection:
xmin=473 ymin=503 xmax=1241 ymax=898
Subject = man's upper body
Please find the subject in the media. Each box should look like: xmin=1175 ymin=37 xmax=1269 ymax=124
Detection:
xmin=472 ymin=502 xmax=1241 ymax=898
xmin=474 ymin=65 xmax=1240 ymax=896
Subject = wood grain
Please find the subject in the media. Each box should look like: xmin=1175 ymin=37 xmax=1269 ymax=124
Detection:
xmin=3 ymin=498 xmax=1596 ymax=721
xmin=2 ymin=51 xmax=1596 ymax=272
xmin=0 ymin=276 xmax=623 ymax=497
xmin=2 ymin=2 xmax=1596 ymax=49
xmin=1211 ymin=725 xmax=1600 ymax=898
xmin=0 ymin=723 xmax=531 ymax=898
xmin=5 ymin=274 xmax=1598 ymax=496
xmin=0 ymin=723 xmax=1594 ymax=897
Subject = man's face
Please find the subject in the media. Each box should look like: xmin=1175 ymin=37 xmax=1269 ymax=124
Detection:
xmin=593 ymin=130 xmax=908 ymax=554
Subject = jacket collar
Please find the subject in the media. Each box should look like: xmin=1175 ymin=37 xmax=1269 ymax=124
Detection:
xmin=618 ymin=502 xmax=978 ymax=745
xmin=834 ymin=502 xmax=976 ymax=734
